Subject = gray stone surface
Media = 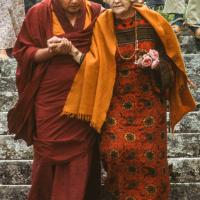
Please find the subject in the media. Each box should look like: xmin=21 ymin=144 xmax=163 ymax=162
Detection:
xmin=0 ymin=59 xmax=16 ymax=78
xmin=0 ymin=92 xmax=18 ymax=112
xmin=0 ymin=186 xmax=30 ymax=200
xmin=0 ymin=135 xmax=33 ymax=160
xmin=0 ymin=184 xmax=200 ymax=200
xmin=0 ymin=134 xmax=200 ymax=160
xmin=168 ymin=133 xmax=200 ymax=158
xmin=175 ymin=112 xmax=200 ymax=133
xmin=184 ymin=54 xmax=200 ymax=102
xmin=179 ymin=36 xmax=200 ymax=54
xmin=0 ymin=112 xmax=7 ymax=135
xmin=1 ymin=111 xmax=200 ymax=135
xmin=170 ymin=183 xmax=200 ymax=200
xmin=0 ymin=77 xmax=17 ymax=93
xmin=0 ymin=161 xmax=32 ymax=185
xmin=1 ymin=159 xmax=200 ymax=185
xmin=169 ymin=158 xmax=200 ymax=183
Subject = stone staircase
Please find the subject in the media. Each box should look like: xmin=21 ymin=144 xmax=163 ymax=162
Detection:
xmin=0 ymin=36 xmax=200 ymax=199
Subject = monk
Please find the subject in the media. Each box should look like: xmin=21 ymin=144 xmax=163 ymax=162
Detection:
xmin=7 ymin=0 xmax=103 ymax=199
xmin=62 ymin=0 xmax=196 ymax=199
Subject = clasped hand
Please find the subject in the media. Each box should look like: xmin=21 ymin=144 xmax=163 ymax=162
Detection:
xmin=47 ymin=36 xmax=72 ymax=55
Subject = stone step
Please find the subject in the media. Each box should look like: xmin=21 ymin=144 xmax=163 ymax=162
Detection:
xmin=0 ymin=158 xmax=200 ymax=185
xmin=0 ymin=77 xmax=16 ymax=93
xmin=0 ymin=185 xmax=30 ymax=200
xmin=0 ymin=133 xmax=200 ymax=160
xmin=0 ymin=55 xmax=199 ymax=109
xmin=0 ymin=92 xmax=18 ymax=113
xmin=0 ymin=135 xmax=32 ymax=160
xmin=0 ymin=55 xmax=200 ymax=80
xmin=0 ymin=59 xmax=16 ymax=78
xmin=1 ymin=110 xmax=200 ymax=135
xmin=174 ymin=112 xmax=200 ymax=133
xmin=0 ymin=184 xmax=200 ymax=200
xmin=0 ymin=160 xmax=32 ymax=185
xmin=179 ymin=36 xmax=200 ymax=54
xmin=169 ymin=158 xmax=200 ymax=183
xmin=184 ymin=54 xmax=200 ymax=103
xmin=170 ymin=183 xmax=200 ymax=200
xmin=168 ymin=133 xmax=200 ymax=158
xmin=1 ymin=110 xmax=200 ymax=137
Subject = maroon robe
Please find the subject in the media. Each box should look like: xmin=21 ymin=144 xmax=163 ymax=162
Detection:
xmin=7 ymin=0 xmax=101 ymax=199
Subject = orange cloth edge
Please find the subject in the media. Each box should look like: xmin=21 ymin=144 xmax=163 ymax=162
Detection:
xmin=62 ymin=6 xmax=196 ymax=133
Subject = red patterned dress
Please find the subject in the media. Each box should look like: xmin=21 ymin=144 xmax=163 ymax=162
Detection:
xmin=100 ymin=13 xmax=170 ymax=200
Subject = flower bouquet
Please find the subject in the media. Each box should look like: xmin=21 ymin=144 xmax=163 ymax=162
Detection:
xmin=137 ymin=49 xmax=160 ymax=70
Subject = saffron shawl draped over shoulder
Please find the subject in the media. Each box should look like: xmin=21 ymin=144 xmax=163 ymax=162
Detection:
xmin=63 ymin=6 xmax=196 ymax=132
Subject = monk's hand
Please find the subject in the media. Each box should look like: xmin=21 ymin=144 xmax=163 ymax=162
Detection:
xmin=57 ymin=38 xmax=73 ymax=55
xmin=47 ymin=37 xmax=72 ymax=55
xmin=47 ymin=36 xmax=63 ymax=55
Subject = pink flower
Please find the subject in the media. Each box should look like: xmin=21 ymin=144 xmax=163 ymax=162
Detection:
xmin=148 ymin=49 xmax=159 ymax=60
xmin=151 ymin=59 xmax=160 ymax=69
xmin=141 ymin=55 xmax=152 ymax=68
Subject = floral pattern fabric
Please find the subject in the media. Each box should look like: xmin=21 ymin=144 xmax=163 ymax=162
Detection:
xmin=0 ymin=0 xmax=25 ymax=49
xmin=100 ymin=14 xmax=170 ymax=200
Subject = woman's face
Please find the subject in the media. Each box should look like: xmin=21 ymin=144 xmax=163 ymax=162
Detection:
xmin=108 ymin=0 xmax=132 ymax=16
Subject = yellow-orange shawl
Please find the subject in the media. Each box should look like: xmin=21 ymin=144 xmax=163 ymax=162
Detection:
xmin=62 ymin=6 xmax=196 ymax=133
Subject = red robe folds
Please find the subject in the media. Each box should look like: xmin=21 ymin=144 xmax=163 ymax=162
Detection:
xmin=7 ymin=0 xmax=101 ymax=199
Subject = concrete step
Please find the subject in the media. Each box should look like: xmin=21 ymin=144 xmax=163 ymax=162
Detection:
xmin=0 ymin=55 xmax=199 ymax=110
xmin=0 ymin=59 xmax=16 ymax=78
xmin=0 ymin=133 xmax=200 ymax=160
xmin=0 ymin=184 xmax=200 ymax=200
xmin=174 ymin=112 xmax=200 ymax=133
xmin=0 ymin=160 xmax=31 ymax=185
xmin=179 ymin=36 xmax=200 ymax=54
xmin=169 ymin=158 xmax=200 ymax=183
xmin=1 ymin=54 xmax=200 ymax=77
xmin=168 ymin=133 xmax=200 ymax=158
xmin=1 ymin=158 xmax=200 ymax=185
xmin=184 ymin=54 xmax=200 ymax=103
xmin=0 ymin=135 xmax=32 ymax=160
xmin=0 ymin=92 xmax=18 ymax=113
xmin=170 ymin=183 xmax=200 ymax=200
xmin=1 ymin=110 xmax=200 ymax=135
xmin=0 ymin=185 xmax=30 ymax=200
xmin=0 ymin=77 xmax=16 ymax=93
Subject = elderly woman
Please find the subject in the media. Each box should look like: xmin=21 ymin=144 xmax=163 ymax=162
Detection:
xmin=58 ymin=0 xmax=195 ymax=199
xmin=0 ymin=0 xmax=24 ymax=59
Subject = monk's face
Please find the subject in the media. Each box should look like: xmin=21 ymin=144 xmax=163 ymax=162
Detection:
xmin=58 ymin=0 xmax=84 ymax=14
xmin=107 ymin=0 xmax=132 ymax=16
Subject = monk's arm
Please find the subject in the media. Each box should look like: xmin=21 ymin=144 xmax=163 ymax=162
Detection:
xmin=69 ymin=45 xmax=85 ymax=64
xmin=33 ymin=36 xmax=66 ymax=63
xmin=34 ymin=48 xmax=55 ymax=63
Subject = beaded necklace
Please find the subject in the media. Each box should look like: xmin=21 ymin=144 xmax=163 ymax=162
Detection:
xmin=116 ymin=9 xmax=139 ymax=63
